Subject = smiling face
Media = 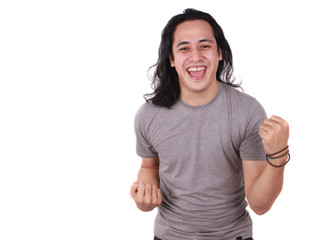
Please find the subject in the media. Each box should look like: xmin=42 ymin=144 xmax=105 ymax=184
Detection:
xmin=170 ymin=20 xmax=222 ymax=105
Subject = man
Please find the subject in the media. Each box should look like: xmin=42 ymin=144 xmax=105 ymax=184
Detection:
xmin=130 ymin=9 xmax=290 ymax=240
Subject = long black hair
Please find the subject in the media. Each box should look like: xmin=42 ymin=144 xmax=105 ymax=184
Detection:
xmin=145 ymin=8 xmax=240 ymax=108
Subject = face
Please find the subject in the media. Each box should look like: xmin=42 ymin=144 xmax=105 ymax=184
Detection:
xmin=170 ymin=20 xmax=222 ymax=102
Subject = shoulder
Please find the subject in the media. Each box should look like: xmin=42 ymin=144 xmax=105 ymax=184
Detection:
xmin=220 ymin=84 xmax=267 ymax=130
xmin=221 ymin=83 xmax=265 ymax=113
xmin=222 ymin=83 xmax=256 ymax=104
xmin=134 ymin=101 xmax=166 ymax=129
xmin=135 ymin=101 xmax=162 ymax=121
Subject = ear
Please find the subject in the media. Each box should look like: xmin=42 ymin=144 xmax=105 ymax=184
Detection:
xmin=169 ymin=54 xmax=175 ymax=67
xmin=218 ymin=48 xmax=223 ymax=61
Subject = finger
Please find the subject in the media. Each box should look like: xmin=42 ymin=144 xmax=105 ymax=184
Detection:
xmin=260 ymin=122 xmax=273 ymax=133
xmin=137 ymin=182 xmax=145 ymax=199
xmin=157 ymin=188 xmax=163 ymax=204
xmin=271 ymin=115 xmax=289 ymax=129
xmin=130 ymin=182 xmax=139 ymax=198
xmin=145 ymin=183 xmax=152 ymax=197
xmin=263 ymin=118 xmax=278 ymax=127
xmin=270 ymin=115 xmax=282 ymax=122
xmin=259 ymin=127 xmax=266 ymax=137
xmin=262 ymin=117 xmax=287 ymax=134
xmin=152 ymin=185 xmax=158 ymax=203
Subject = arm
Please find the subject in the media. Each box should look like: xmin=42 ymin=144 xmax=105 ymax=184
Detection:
xmin=137 ymin=155 xmax=160 ymax=186
xmin=130 ymin=156 xmax=162 ymax=212
xmin=243 ymin=115 xmax=289 ymax=215
xmin=243 ymin=160 xmax=285 ymax=215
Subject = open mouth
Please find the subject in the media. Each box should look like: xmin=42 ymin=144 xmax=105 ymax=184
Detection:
xmin=187 ymin=66 xmax=206 ymax=79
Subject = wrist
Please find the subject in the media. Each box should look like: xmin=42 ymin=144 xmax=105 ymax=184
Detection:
xmin=267 ymin=153 xmax=289 ymax=165
xmin=266 ymin=146 xmax=290 ymax=168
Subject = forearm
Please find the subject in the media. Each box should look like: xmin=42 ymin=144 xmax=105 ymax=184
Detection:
xmin=137 ymin=166 xmax=160 ymax=187
xmin=247 ymin=158 xmax=286 ymax=215
xmin=130 ymin=157 xmax=162 ymax=212
xmin=130 ymin=165 xmax=162 ymax=212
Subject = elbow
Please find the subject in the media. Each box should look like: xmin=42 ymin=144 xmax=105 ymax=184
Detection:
xmin=253 ymin=208 xmax=268 ymax=216
xmin=249 ymin=203 xmax=271 ymax=216
xmin=247 ymin=193 xmax=276 ymax=215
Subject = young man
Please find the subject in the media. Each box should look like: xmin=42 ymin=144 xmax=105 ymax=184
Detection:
xmin=130 ymin=9 xmax=290 ymax=240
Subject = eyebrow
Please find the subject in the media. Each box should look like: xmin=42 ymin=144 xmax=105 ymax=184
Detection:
xmin=176 ymin=39 xmax=214 ymax=48
xmin=199 ymin=39 xmax=213 ymax=43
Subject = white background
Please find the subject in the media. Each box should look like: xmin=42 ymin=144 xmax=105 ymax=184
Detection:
xmin=1 ymin=0 xmax=319 ymax=239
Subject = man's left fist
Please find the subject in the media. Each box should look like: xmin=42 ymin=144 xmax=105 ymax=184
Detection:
xmin=259 ymin=115 xmax=290 ymax=155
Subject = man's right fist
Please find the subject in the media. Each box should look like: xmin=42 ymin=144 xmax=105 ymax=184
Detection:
xmin=130 ymin=182 xmax=163 ymax=212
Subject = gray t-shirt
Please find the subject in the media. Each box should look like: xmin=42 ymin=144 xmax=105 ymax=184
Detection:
xmin=134 ymin=83 xmax=267 ymax=240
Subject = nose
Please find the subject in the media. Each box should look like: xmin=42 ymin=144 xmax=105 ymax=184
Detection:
xmin=189 ymin=48 xmax=203 ymax=62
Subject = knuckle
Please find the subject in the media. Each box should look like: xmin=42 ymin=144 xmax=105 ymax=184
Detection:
xmin=283 ymin=120 xmax=289 ymax=129
xmin=274 ymin=124 xmax=281 ymax=132
xmin=152 ymin=198 xmax=158 ymax=205
xmin=258 ymin=129 xmax=264 ymax=136
xmin=144 ymin=196 xmax=151 ymax=205
xmin=136 ymin=196 xmax=144 ymax=203
xmin=158 ymin=191 xmax=163 ymax=202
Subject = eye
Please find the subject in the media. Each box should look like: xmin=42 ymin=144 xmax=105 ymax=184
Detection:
xmin=200 ymin=45 xmax=211 ymax=49
xmin=179 ymin=47 xmax=189 ymax=52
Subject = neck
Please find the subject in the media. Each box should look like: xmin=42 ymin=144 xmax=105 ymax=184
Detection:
xmin=180 ymin=81 xmax=220 ymax=107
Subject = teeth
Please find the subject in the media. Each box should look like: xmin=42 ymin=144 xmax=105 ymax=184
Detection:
xmin=188 ymin=66 xmax=206 ymax=72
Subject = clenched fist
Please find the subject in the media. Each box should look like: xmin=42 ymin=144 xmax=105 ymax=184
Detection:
xmin=259 ymin=115 xmax=290 ymax=155
xmin=130 ymin=182 xmax=162 ymax=212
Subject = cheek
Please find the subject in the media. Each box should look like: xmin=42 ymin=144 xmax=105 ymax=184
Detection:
xmin=175 ymin=65 xmax=185 ymax=77
xmin=172 ymin=58 xmax=185 ymax=72
xmin=209 ymin=55 xmax=221 ymax=67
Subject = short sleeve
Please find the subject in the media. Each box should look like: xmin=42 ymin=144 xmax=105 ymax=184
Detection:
xmin=239 ymin=99 xmax=267 ymax=160
xmin=134 ymin=104 xmax=157 ymax=158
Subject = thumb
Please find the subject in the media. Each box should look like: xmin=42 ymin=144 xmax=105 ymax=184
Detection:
xmin=130 ymin=182 xmax=139 ymax=198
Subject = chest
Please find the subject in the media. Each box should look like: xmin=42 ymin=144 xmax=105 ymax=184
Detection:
xmin=150 ymin=105 xmax=240 ymax=153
